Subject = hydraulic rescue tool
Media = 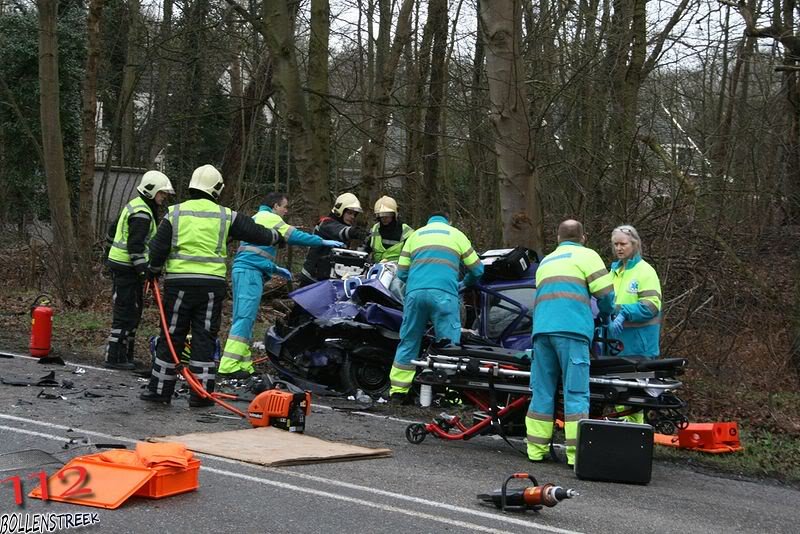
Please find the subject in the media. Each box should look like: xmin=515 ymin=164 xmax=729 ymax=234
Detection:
xmin=147 ymin=281 xmax=312 ymax=429
xmin=247 ymin=379 xmax=311 ymax=432
xmin=477 ymin=473 xmax=577 ymax=513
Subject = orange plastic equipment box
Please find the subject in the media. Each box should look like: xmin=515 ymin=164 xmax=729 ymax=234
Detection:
xmin=134 ymin=458 xmax=201 ymax=499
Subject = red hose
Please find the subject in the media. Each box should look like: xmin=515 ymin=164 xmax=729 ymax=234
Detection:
xmin=146 ymin=280 xmax=247 ymax=418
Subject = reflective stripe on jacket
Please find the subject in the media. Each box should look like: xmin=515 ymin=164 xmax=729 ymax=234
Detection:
xmin=610 ymin=254 xmax=662 ymax=357
xmin=397 ymin=216 xmax=483 ymax=296
xmin=369 ymin=222 xmax=413 ymax=263
xmin=532 ymin=241 xmax=614 ymax=342
xmin=233 ymin=205 xmax=323 ymax=276
xmin=163 ymin=198 xmax=234 ymax=280
xmin=108 ymin=196 xmax=156 ymax=268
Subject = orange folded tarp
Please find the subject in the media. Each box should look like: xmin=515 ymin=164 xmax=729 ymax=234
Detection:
xmin=95 ymin=449 xmax=142 ymax=466
xmin=135 ymin=441 xmax=193 ymax=468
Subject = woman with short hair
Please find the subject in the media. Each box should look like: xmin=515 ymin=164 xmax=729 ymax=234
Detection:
xmin=608 ymin=225 xmax=663 ymax=359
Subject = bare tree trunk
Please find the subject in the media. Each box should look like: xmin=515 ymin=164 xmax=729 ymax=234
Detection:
xmin=605 ymin=0 xmax=644 ymax=220
xmin=78 ymin=0 xmax=106 ymax=251
xmin=602 ymin=0 xmax=689 ymax=221
xmin=710 ymin=35 xmax=753 ymax=211
xmin=726 ymin=0 xmax=800 ymax=222
xmin=420 ymin=0 xmax=448 ymax=217
xmin=466 ymin=0 xmax=498 ymax=238
xmin=220 ymin=51 xmax=274 ymax=206
xmin=147 ymin=0 xmax=173 ymax=164
xmin=360 ymin=0 xmax=416 ymax=204
xmin=571 ymin=0 xmax=606 ymax=221
xmin=261 ymin=0 xmax=328 ymax=219
xmin=38 ymin=0 xmax=80 ymax=293
xmin=308 ymin=0 xmax=331 ymax=200
xmin=120 ymin=0 xmax=140 ymax=165
xmin=782 ymin=5 xmax=800 ymax=223
xmin=480 ymin=0 xmax=543 ymax=254
xmin=404 ymin=2 xmax=433 ymax=225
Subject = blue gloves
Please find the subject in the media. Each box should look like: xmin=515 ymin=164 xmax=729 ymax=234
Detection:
xmin=609 ymin=314 xmax=625 ymax=338
xmin=274 ymin=267 xmax=293 ymax=281
xmin=321 ymin=239 xmax=345 ymax=248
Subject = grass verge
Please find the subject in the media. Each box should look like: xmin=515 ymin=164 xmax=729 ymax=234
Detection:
xmin=655 ymin=427 xmax=800 ymax=487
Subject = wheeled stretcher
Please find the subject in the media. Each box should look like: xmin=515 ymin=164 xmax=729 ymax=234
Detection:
xmin=405 ymin=343 xmax=688 ymax=445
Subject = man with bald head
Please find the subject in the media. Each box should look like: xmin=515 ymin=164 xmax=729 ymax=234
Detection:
xmin=526 ymin=219 xmax=614 ymax=467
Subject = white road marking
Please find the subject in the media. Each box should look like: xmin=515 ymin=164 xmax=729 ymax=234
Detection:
xmin=6 ymin=351 xmax=114 ymax=373
xmin=0 ymin=413 xmax=585 ymax=534
xmin=202 ymin=465 xmax=519 ymax=534
xmin=313 ymin=402 xmax=420 ymax=424
xmin=0 ymin=424 xmax=75 ymax=442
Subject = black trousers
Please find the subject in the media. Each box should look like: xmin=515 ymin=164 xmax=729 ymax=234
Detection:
xmin=105 ymin=269 xmax=144 ymax=365
xmin=147 ymin=284 xmax=224 ymax=400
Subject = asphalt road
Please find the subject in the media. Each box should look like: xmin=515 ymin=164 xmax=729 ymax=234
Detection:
xmin=0 ymin=352 xmax=798 ymax=534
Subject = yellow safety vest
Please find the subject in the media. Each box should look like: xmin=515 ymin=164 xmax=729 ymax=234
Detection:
xmin=107 ymin=196 xmax=156 ymax=267
xmin=369 ymin=222 xmax=414 ymax=263
xmin=164 ymin=198 xmax=234 ymax=280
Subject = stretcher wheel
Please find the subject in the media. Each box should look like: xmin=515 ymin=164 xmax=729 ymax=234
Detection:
xmin=405 ymin=423 xmax=427 ymax=444
xmin=654 ymin=420 xmax=676 ymax=435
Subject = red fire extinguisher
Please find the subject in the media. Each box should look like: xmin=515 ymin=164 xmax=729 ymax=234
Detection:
xmin=30 ymin=295 xmax=54 ymax=358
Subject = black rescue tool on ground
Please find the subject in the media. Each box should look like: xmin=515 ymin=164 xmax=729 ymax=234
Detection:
xmin=477 ymin=473 xmax=577 ymax=513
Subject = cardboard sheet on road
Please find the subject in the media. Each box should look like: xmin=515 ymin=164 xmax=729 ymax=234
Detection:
xmin=150 ymin=427 xmax=392 ymax=466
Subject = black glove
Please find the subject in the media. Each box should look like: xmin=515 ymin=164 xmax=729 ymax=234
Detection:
xmin=349 ymin=226 xmax=367 ymax=241
xmin=147 ymin=269 xmax=161 ymax=282
xmin=135 ymin=263 xmax=148 ymax=281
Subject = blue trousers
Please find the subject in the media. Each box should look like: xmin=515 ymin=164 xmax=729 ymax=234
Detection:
xmin=394 ymin=289 xmax=461 ymax=366
xmin=526 ymin=335 xmax=590 ymax=464
xmin=390 ymin=289 xmax=461 ymax=394
xmin=529 ymin=335 xmax=590 ymax=418
xmin=218 ymin=267 xmax=264 ymax=374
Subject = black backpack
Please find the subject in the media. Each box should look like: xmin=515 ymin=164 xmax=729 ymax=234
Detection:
xmin=479 ymin=247 xmax=536 ymax=281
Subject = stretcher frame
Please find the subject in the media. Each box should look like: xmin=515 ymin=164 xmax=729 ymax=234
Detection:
xmin=405 ymin=344 xmax=688 ymax=445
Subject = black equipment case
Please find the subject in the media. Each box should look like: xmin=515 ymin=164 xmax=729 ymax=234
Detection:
xmin=329 ymin=248 xmax=369 ymax=279
xmin=575 ymin=419 xmax=654 ymax=484
xmin=479 ymin=247 xmax=534 ymax=280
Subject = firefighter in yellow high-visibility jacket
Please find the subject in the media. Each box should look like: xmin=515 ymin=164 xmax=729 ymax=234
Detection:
xmin=364 ymin=196 xmax=413 ymax=263
xmin=140 ymin=165 xmax=284 ymax=407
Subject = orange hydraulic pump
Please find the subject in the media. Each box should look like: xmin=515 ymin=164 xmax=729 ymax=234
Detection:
xmin=247 ymin=387 xmax=311 ymax=432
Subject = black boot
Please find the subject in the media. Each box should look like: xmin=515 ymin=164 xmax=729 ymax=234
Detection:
xmin=125 ymin=333 xmax=137 ymax=365
xmin=105 ymin=340 xmax=135 ymax=370
xmin=389 ymin=393 xmax=408 ymax=406
xmin=140 ymin=390 xmax=172 ymax=404
xmin=189 ymin=396 xmax=215 ymax=408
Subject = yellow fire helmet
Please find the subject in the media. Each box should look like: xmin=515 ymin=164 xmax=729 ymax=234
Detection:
xmin=137 ymin=170 xmax=175 ymax=199
xmin=189 ymin=164 xmax=224 ymax=199
xmin=332 ymin=192 xmax=363 ymax=217
xmin=373 ymin=195 xmax=398 ymax=217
